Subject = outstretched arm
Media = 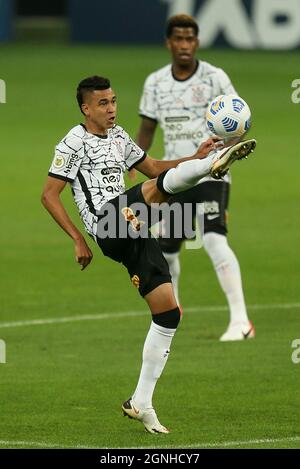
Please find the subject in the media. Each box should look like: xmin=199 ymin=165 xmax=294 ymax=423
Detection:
xmin=41 ymin=176 xmax=93 ymax=270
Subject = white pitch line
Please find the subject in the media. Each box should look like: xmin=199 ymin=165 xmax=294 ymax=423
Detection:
xmin=0 ymin=302 xmax=299 ymax=330
xmin=0 ymin=435 xmax=299 ymax=449
xmin=171 ymin=435 xmax=300 ymax=449
xmin=0 ymin=310 xmax=148 ymax=329
xmin=0 ymin=439 xmax=96 ymax=449
xmin=0 ymin=440 xmax=64 ymax=449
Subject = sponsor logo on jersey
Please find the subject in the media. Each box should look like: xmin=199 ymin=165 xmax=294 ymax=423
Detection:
xmin=165 ymin=116 xmax=190 ymax=123
xmin=53 ymin=155 xmax=65 ymax=169
xmin=101 ymin=167 xmax=121 ymax=175
xmin=66 ymin=153 xmax=78 ymax=169
xmin=62 ymin=153 xmax=80 ymax=176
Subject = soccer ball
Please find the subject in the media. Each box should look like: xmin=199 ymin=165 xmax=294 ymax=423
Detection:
xmin=206 ymin=94 xmax=251 ymax=138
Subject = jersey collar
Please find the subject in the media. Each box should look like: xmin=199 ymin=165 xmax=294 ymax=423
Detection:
xmin=80 ymin=123 xmax=108 ymax=139
xmin=171 ymin=60 xmax=199 ymax=82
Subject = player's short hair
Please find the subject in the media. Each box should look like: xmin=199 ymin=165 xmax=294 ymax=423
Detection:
xmin=166 ymin=14 xmax=199 ymax=38
xmin=76 ymin=75 xmax=111 ymax=114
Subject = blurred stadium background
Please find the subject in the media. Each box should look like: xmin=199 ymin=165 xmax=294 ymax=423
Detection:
xmin=0 ymin=0 xmax=300 ymax=449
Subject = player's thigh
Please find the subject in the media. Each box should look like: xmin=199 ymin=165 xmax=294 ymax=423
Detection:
xmin=123 ymin=235 xmax=173 ymax=299
xmin=97 ymin=186 xmax=171 ymax=297
xmin=95 ymin=184 xmax=146 ymax=261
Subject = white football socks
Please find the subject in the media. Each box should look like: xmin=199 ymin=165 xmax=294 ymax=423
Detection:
xmin=163 ymin=252 xmax=180 ymax=305
xmin=132 ymin=321 xmax=176 ymax=410
xmin=162 ymin=153 xmax=216 ymax=195
xmin=203 ymin=232 xmax=249 ymax=325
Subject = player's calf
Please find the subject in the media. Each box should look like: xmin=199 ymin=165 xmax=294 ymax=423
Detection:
xmin=122 ymin=306 xmax=180 ymax=433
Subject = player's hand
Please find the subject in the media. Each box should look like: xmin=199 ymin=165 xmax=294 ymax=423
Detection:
xmin=196 ymin=136 xmax=223 ymax=159
xmin=74 ymin=237 xmax=93 ymax=270
xmin=128 ymin=168 xmax=137 ymax=181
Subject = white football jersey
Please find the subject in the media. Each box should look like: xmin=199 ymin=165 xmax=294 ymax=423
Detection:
xmin=48 ymin=124 xmax=145 ymax=238
xmin=139 ymin=60 xmax=237 ymax=183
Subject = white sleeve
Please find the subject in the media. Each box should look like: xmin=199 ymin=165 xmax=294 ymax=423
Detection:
xmin=216 ymin=68 xmax=238 ymax=95
xmin=48 ymin=131 xmax=84 ymax=182
xmin=123 ymin=131 xmax=146 ymax=170
xmin=139 ymin=73 xmax=158 ymax=121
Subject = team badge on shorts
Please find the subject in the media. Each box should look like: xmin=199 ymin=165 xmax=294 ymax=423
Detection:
xmin=121 ymin=207 xmax=145 ymax=232
xmin=131 ymin=275 xmax=140 ymax=288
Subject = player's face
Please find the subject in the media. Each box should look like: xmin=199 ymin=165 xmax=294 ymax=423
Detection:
xmin=166 ymin=27 xmax=199 ymax=66
xmin=82 ymin=88 xmax=117 ymax=132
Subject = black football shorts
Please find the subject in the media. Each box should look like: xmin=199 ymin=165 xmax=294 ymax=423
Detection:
xmin=96 ymin=184 xmax=171 ymax=297
xmin=158 ymin=180 xmax=230 ymax=254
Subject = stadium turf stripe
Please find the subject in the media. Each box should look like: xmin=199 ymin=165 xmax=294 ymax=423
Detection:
xmin=0 ymin=302 xmax=300 ymax=330
xmin=0 ymin=435 xmax=300 ymax=449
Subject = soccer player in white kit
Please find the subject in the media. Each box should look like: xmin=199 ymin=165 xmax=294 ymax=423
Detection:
xmin=41 ymin=76 xmax=255 ymax=433
xmin=135 ymin=14 xmax=255 ymax=342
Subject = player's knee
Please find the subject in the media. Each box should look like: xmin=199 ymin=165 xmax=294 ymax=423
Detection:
xmin=152 ymin=307 xmax=181 ymax=329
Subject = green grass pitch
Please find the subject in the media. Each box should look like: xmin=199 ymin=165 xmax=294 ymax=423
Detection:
xmin=0 ymin=43 xmax=299 ymax=449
